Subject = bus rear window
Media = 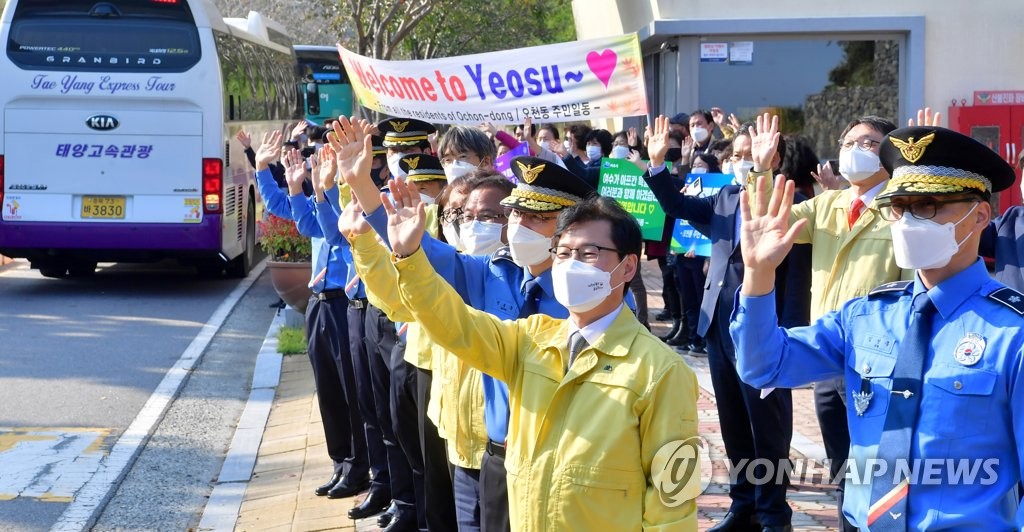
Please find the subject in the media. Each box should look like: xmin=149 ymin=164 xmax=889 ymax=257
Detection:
xmin=7 ymin=0 xmax=201 ymax=72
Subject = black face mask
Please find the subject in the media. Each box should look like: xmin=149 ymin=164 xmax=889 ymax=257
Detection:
xmin=370 ymin=167 xmax=385 ymax=188
xmin=665 ymin=148 xmax=683 ymax=163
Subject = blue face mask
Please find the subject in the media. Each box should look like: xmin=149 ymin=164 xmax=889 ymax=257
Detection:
xmin=586 ymin=145 xmax=603 ymax=161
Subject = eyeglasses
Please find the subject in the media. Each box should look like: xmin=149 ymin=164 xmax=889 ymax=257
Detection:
xmin=838 ymin=138 xmax=883 ymax=150
xmin=550 ymin=244 xmax=620 ymax=263
xmin=440 ymin=208 xmax=463 ymax=224
xmin=458 ymin=211 xmax=507 ymax=225
xmin=504 ymin=208 xmax=558 ymax=225
xmin=876 ymin=198 xmax=979 ymax=221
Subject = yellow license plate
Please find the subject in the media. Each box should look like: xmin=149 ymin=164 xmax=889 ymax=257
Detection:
xmin=81 ymin=196 xmax=126 ymax=219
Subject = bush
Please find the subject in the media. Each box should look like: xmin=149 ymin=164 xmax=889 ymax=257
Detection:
xmin=257 ymin=214 xmax=312 ymax=262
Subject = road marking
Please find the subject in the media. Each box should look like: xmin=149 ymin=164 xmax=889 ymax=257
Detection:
xmin=50 ymin=259 xmax=267 ymax=532
xmin=0 ymin=428 xmax=114 ymax=502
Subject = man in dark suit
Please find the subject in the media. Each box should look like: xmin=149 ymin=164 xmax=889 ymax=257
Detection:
xmin=643 ymin=115 xmax=811 ymax=532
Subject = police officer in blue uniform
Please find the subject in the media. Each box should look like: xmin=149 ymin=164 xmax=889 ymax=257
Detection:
xmin=729 ymin=126 xmax=1024 ymax=530
xmin=252 ymin=132 xmax=369 ymax=500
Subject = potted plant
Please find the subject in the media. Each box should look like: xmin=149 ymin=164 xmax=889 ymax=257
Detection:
xmin=258 ymin=214 xmax=313 ymax=313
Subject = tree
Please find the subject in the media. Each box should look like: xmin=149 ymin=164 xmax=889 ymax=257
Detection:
xmin=336 ymin=0 xmax=439 ymax=59
xmin=403 ymin=0 xmax=576 ymax=60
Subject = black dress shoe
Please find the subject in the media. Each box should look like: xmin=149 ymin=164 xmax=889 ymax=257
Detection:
xmin=708 ymin=511 xmax=760 ymax=532
xmin=655 ymin=309 xmax=671 ymax=321
xmin=348 ymin=488 xmax=391 ymax=519
xmin=326 ymin=476 xmax=369 ymax=499
xmin=381 ymin=512 xmax=417 ymax=532
xmin=761 ymin=526 xmax=792 ymax=532
xmin=314 ymin=472 xmax=342 ymax=496
xmin=659 ymin=320 xmax=682 ymax=341
xmin=689 ymin=343 xmax=707 ymax=354
xmin=377 ymin=502 xmax=397 ymax=528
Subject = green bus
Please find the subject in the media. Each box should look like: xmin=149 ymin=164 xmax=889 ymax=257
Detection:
xmin=294 ymin=45 xmax=354 ymax=124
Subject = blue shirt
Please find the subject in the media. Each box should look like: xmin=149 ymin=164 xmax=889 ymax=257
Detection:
xmin=316 ymin=186 xmax=365 ymax=299
xmin=729 ymin=259 xmax=1024 ymax=529
xmin=255 ymin=167 xmax=295 ymax=220
xmin=289 ymin=192 xmax=348 ymax=293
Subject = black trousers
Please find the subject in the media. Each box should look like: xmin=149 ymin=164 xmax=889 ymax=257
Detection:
xmin=390 ymin=339 xmax=427 ymax=530
xmin=479 ymin=446 xmax=511 ymax=532
xmin=348 ymin=304 xmax=390 ymax=493
xmin=707 ymin=312 xmax=792 ymax=526
xmin=814 ymin=377 xmax=857 ymax=532
xmin=417 ymin=368 xmax=458 ymax=531
xmin=363 ymin=306 xmax=416 ymax=518
xmin=658 ymin=255 xmax=682 ymax=320
xmin=305 ymin=295 xmax=367 ymax=479
xmin=628 ymin=272 xmax=649 ymax=327
xmin=675 ymin=256 xmax=707 ymax=347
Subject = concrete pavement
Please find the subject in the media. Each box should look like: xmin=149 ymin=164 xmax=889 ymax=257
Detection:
xmin=209 ymin=261 xmax=843 ymax=531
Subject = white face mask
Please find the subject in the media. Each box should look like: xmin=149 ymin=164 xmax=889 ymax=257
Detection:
xmin=891 ymin=202 xmax=978 ymax=270
xmin=442 ymin=222 xmax=465 ymax=252
xmin=839 ymin=146 xmax=881 ymax=183
xmin=508 ymin=223 xmax=553 ymax=268
xmin=419 ymin=192 xmax=437 ymax=205
xmin=563 ymin=139 xmax=572 ymax=152
xmin=552 ymin=257 xmax=625 ymax=313
xmin=733 ymin=160 xmax=755 ymax=185
xmin=691 ymin=126 xmax=710 ymax=144
xmin=460 ymin=220 xmax=504 ymax=256
xmin=387 ymin=153 xmax=408 ymax=180
xmin=585 ymin=145 xmax=602 ymax=162
xmin=690 ymin=167 xmax=708 ymax=175
xmin=443 ymin=159 xmax=477 ymax=182
xmin=721 ymin=161 xmax=733 ymax=175
xmin=610 ymin=145 xmax=630 ymax=159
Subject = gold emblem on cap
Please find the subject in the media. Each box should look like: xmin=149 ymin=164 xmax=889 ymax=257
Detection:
xmin=890 ymin=132 xmax=936 ymax=164
xmin=516 ymin=161 xmax=545 ymax=184
xmin=404 ymin=156 xmax=420 ymax=170
xmin=389 ymin=120 xmax=410 ymax=133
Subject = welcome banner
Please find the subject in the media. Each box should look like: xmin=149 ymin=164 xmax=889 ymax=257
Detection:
xmin=337 ymin=34 xmax=647 ymax=125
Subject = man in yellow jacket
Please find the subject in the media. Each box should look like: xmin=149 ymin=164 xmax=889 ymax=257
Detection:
xmin=378 ymin=174 xmax=700 ymax=531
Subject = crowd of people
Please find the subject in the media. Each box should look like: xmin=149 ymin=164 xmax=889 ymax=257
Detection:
xmin=237 ymin=102 xmax=1024 ymax=531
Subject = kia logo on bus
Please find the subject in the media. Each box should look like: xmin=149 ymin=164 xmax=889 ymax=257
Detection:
xmin=86 ymin=115 xmax=119 ymax=131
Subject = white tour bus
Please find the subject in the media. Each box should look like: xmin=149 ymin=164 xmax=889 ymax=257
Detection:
xmin=0 ymin=0 xmax=301 ymax=277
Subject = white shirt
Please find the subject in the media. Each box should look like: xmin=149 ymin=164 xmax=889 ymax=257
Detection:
xmin=567 ymin=304 xmax=625 ymax=354
xmin=852 ymin=180 xmax=887 ymax=208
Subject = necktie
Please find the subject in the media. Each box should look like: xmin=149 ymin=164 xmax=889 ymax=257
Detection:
xmin=867 ymin=293 xmax=934 ymax=530
xmin=519 ymin=277 xmax=543 ymax=318
xmin=568 ymin=330 xmax=588 ymax=368
xmin=848 ymin=198 xmax=866 ymax=229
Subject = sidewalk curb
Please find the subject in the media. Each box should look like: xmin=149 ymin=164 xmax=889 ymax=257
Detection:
xmin=197 ymin=312 xmax=285 ymax=531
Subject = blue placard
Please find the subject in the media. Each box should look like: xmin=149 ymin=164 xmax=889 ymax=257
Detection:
xmin=671 ymin=173 xmax=734 ymax=256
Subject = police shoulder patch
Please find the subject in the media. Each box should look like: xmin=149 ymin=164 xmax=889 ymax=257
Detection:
xmin=491 ymin=245 xmax=515 ymax=264
xmin=987 ymin=287 xmax=1024 ymax=315
xmin=868 ymin=280 xmax=912 ymax=298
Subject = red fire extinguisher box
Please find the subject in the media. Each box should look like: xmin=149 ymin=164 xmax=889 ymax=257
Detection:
xmin=948 ymin=92 xmax=1024 ymax=213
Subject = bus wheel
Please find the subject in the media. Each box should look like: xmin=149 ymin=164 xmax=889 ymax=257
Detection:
xmin=39 ymin=266 xmax=68 ymax=278
xmin=227 ymin=198 xmax=255 ymax=278
xmin=67 ymin=261 xmax=97 ymax=277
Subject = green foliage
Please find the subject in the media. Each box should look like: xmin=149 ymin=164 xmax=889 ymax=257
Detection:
xmin=277 ymin=326 xmax=307 ymax=355
xmin=403 ymin=0 xmax=577 ymax=59
xmin=257 ymin=214 xmax=312 ymax=262
xmin=828 ymin=41 xmax=875 ymax=88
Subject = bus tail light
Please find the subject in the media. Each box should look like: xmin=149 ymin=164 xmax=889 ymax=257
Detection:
xmin=202 ymin=158 xmax=223 ymax=214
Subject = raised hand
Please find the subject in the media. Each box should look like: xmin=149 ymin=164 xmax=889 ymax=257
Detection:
xmin=318 ymin=143 xmax=338 ymax=192
xmin=235 ymin=129 xmax=252 ymax=150
xmin=738 ymin=176 xmax=807 ymax=296
xmin=626 ymin=149 xmax=647 ymax=172
xmin=522 ymin=115 xmax=541 ymax=156
xmin=381 ymin=178 xmax=426 ymax=258
xmin=627 ymin=127 xmax=639 ymax=147
xmin=254 ymin=130 xmax=282 ymax=171
xmin=908 ymin=107 xmax=942 ymax=127
xmin=309 ymin=153 xmax=325 ymax=201
xmin=478 ymin=122 xmax=498 ymax=138
xmin=749 ymin=113 xmax=780 ymax=173
xmin=330 ymin=116 xmax=379 ymax=212
xmin=645 ymin=115 xmax=670 ymax=166
xmin=811 ymin=162 xmax=846 ymax=191
xmin=282 ymin=148 xmax=307 ymax=196
xmin=711 ymin=107 xmax=726 ymax=127
xmin=338 ymin=196 xmax=371 ymax=236
xmin=290 ymin=121 xmax=307 ymax=141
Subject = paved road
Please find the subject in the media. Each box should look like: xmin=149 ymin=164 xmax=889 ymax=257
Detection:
xmin=0 ymin=259 xmax=276 ymax=531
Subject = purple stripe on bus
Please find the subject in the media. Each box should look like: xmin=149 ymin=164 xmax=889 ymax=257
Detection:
xmin=0 ymin=216 xmax=223 ymax=250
